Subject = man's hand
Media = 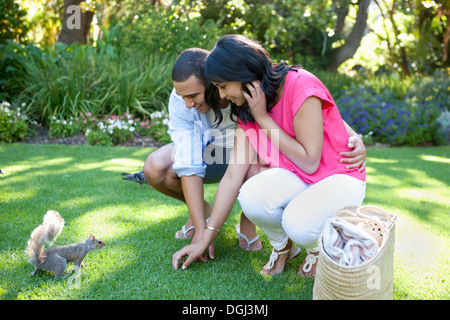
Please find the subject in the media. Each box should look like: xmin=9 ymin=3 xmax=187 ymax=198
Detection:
xmin=340 ymin=135 xmax=366 ymax=172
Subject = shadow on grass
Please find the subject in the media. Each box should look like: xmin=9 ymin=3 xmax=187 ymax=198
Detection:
xmin=364 ymin=146 xmax=449 ymax=236
xmin=0 ymin=143 xmax=313 ymax=300
xmin=1 ymin=144 xmax=447 ymax=300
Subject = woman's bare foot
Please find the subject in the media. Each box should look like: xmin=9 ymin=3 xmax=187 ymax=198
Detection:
xmin=237 ymin=213 xmax=262 ymax=251
xmin=297 ymin=248 xmax=319 ymax=277
xmin=260 ymin=240 xmax=301 ymax=276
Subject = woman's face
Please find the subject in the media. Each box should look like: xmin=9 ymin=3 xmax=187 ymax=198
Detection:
xmin=212 ymin=81 xmax=247 ymax=107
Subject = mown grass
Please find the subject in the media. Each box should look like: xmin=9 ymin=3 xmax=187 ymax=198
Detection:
xmin=0 ymin=143 xmax=448 ymax=300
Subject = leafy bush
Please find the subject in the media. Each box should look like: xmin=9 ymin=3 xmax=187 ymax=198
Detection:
xmin=112 ymin=4 xmax=221 ymax=56
xmin=49 ymin=116 xmax=83 ymax=138
xmin=436 ymin=110 xmax=450 ymax=145
xmin=338 ymin=86 xmax=445 ymax=146
xmin=407 ymin=68 xmax=449 ymax=109
xmin=45 ymin=111 xmax=171 ymax=146
xmin=0 ymin=0 xmax=29 ymax=45
xmin=84 ymin=111 xmax=171 ymax=146
xmin=1 ymin=40 xmax=174 ymax=125
xmin=86 ymin=128 xmax=113 ymax=147
xmin=141 ymin=111 xmax=172 ymax=145
xmin=0 ymin=101 xmax=27 ymax=142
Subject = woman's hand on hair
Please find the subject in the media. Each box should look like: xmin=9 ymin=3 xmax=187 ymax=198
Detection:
xmin=243 ymin=81 xmax=269 ymax=122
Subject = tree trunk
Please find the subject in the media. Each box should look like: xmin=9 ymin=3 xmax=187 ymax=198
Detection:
xmin=330 ymin=0 xmax=371 ymax=71
xmin=438 ymin=2 xmax=450 ymax=63
xmin=58 ymin=0 xmax=94 ymax=45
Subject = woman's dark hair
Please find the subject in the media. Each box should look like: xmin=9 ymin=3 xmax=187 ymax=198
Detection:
xmin=172 ymin=48 xmax=223 ymax=126
xmin=204 ymin=34 xmax=294 ymax=123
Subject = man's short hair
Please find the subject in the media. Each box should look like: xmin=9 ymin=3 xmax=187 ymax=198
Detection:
xmin=172 ymin=48 xmax=209 ymax=85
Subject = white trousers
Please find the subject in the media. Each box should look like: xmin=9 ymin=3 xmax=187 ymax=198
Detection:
xmin=238 ymin=168 xmax=366 ymax=250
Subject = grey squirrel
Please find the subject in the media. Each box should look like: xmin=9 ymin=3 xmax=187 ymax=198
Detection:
xmin=26 ymin=210 xmax=105 ymax=278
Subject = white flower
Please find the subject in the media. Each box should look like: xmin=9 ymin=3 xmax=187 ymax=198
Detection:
xmin=162 ymin=118 xmax=169 ymax=126
xmin=129 ymin=126 xmax=135 ymax=132
xmin=151 ymin=111 xmax=164 ymax=119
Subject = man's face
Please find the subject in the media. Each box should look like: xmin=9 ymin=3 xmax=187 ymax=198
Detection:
xmin=173 ymin=75 xmax=210 ymax=114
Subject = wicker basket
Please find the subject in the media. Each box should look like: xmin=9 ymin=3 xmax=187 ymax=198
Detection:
xmin=313 ymin=206 xmax=396 ymax=300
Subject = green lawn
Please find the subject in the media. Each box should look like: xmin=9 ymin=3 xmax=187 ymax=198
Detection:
xmin=0 ymin=143 xmax=448 ymax=300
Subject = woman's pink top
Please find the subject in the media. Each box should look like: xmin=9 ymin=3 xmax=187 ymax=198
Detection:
xmin=238 ymin=69 xmax=366 ymax=184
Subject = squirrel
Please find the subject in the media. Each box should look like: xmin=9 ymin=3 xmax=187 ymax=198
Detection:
xmin=26 ymin=210 xmax=105 ymax=278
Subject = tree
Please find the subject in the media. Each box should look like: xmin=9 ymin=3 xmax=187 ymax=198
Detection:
xmin=330 ymin=0 xmax=371 ymax=71
xmin=0 ymin=0 xmax=29 ymax=44
xmin=439 ymin=2 xmax=450 ymax=63
xmin=197 ymin=0 xmax=370 ymax=71
xmin=370 ymin=0 xmax=411 ymax=76
xmin=58 ymin=0 xmax=94 ymax=45
xmin=367 ymin=0 xmax=449 ymax=76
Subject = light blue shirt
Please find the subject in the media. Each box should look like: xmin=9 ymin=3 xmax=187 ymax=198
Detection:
xmin=168 ymin=88 xmax=235 ymax=178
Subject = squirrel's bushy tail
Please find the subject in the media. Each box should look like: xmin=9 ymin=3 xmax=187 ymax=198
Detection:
xmin=26 ymin=210 xmax=65 ymax=267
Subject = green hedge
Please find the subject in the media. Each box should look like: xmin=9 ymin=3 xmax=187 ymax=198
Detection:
xmin=1 ymin=39 xmax=448 ymax=146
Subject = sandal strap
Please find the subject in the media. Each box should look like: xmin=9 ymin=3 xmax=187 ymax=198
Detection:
xmin=235 ymin=224 xmax=260 ymax=250
xmin=267 ymin=248 xmax=291 ymax=270
xmin=302 ymin=248 xmax=319 ymax=273
xmin=181 ymin=224 xmax=195 ymax=235
xmin=177 ymin=217 xmax=210 ymax=238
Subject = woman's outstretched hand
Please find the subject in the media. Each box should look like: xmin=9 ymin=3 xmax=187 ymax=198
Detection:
xmin=172 ymin=241 xmax=214 ymax=270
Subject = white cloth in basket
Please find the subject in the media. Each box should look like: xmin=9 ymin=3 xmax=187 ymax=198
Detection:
xmin=322 ymin=217 xmax=378 ymax=266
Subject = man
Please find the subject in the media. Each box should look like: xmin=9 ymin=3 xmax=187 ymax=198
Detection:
xmin=143 ymin=48 xmax=263 ymax=255
xmin=132 ymin=48 xmax=366 ymax=257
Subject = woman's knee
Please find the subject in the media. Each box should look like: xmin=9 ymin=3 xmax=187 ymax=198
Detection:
xmin=237 ymin=177 xmax=266 ymax=220
xmin=282 ymin=206 xmax=322 ymax=248
xmin=238 ymin=168 xmax=305 ymax=221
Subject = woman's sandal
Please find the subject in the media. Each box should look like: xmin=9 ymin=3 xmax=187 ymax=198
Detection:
xmin=298 ymin=248 xmax=319 ymax=277
xmin=261 ymin=245 xmax=301 ymax=275
xmin=235 ymin=224 xmax=262 ymax=251
xmin=175 ymin=218 xmax=210 ymax=239
xmin=175 ymin=225 xmax=195 ymax=239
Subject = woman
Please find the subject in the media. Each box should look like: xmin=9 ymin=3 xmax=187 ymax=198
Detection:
xmin=172 ymin=35 xmax=366 ymax=277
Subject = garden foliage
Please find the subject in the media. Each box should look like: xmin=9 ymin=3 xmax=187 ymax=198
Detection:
xmin=0 ymin=101 xmax=27 ymax=142
xmin=337 ymin=69 xmax=449 ymax=146
xmin=0 ymin=38 xmax=174 ymax=125
xmin=48 ymin=111 xmax=171 ymax=146
xmin=0 ymin=2 xmax=448 ymax=146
